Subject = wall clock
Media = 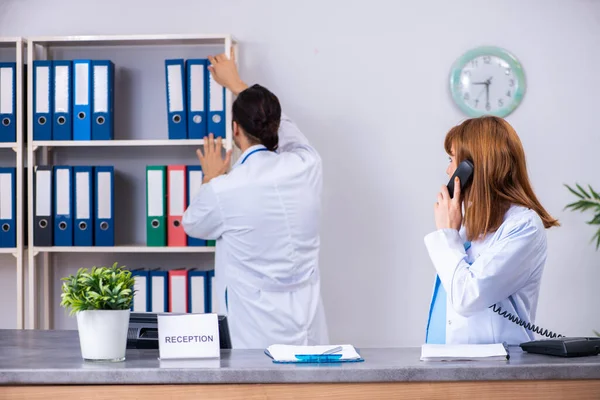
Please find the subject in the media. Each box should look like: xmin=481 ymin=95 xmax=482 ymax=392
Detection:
xmin=449 ymin=46 xmax=526 ymax=118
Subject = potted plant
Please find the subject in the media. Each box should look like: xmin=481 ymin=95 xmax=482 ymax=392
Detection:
xmin=564 ymin=183 xmax=600 ymax=336
xmin=564 ymin=183 xmax=600 ymax=249
xmin=60 ymin=262 xmax=135 ymax=361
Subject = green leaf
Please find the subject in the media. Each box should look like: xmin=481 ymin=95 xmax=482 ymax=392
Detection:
xmin=576 ymin=183 xmax=592 ymax=199
xmin=564 ymin=184 xmax=585 ymax=199
xmin=589 ymin=185 xmax=600 ymax=200
xmin=59 ymin=262 xmax=134 ymax=314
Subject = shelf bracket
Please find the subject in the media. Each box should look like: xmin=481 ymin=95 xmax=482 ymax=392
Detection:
xmin=32 ymin=145 xmax=39 ymax=152
xmin=11 ymin=251 xmax=18 ymax=259
xmin=11 ymin=146 xmax=18 ymax=153
xmin=32 ymin=249 xmax=39 ymax=257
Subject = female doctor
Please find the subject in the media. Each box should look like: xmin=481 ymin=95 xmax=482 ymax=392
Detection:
xmin=182 ymin=50 xmax=329 ymax=349
xmin=424 ymin=116 xmax=559 ymax=345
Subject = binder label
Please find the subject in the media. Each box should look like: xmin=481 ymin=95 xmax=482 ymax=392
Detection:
xmin=93 ymin=65 xmax=108 ymax=113
xmin=75 ymin=172 xmax=90 ymax=219
xmin=36 ymin=170 xmax=51 ymax=216
xmin=75 ymin=63 xmax=89 ymax=106
xmin=97 ymin=171 xmax=112 ymax=219
xmin=169 ymin=170 xmax=185 ymax=215
xmin=0 ymin=67 xmax=13 ymax=114
xmin=148 ymin=170 xmax=164 ymax=217
xmin=167 ymin=64 xmax=184 ymax=112
xmin=54 ymin=65 xmax=70 ymax=113
xmin=151 ymin=275 xmax=167 ymax=312
xmin=0 ymin=173 xmax=12 ymax=219
xmin=157 ymin=313 xmax=220 ymax=360
xmin=189 ymin=170 xmax=203 ymax=203
xmin=190 ymin=65 xmax=204 ymax=112
xmin=209 ymin=74 xmax=224 ymax=112
xmin=35 ymin=66 xmax=50 ymax=113
xmin=56 ymin=169 xmax=71 ymax=215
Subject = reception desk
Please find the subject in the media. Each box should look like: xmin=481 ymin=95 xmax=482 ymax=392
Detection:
xmin=0 ymin=330 xmax=599 ymax=399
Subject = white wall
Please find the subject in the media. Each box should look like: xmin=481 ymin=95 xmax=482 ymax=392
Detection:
xmin=0 ymin=0 xmax=599 ymax=346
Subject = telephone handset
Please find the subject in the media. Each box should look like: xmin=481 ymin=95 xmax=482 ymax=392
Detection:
xmin=447 ymin=159 xmax=474 ymax=198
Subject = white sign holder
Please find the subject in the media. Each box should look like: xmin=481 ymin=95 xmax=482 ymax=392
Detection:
xmin=157 ymin=313 xmax=220 ymax=360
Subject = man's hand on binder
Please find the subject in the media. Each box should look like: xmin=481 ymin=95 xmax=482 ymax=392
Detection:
xmin=208 ymin=49 xmax=248 ymax=96
xmin=197 ymin=134 xmax=232 ymax=184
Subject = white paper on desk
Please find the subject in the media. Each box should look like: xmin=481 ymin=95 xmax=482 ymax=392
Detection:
xmin=420 ymin=343 xmax=508 ymax=362
xmin=266 ymin=344 xmax=361 ymax=362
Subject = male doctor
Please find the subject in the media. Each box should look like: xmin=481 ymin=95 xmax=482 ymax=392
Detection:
xmin=182 ymin=50 xmax=329 ymax=349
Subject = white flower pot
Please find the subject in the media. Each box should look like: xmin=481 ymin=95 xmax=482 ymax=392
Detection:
xmin=76 ymin=309 xmax=130 ymax=362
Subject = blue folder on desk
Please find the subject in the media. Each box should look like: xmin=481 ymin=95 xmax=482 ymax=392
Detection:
xmin=0 ymin=62 xmax=16 ymax=143
xmin=264 ymin=345 xmax=364 ymax=364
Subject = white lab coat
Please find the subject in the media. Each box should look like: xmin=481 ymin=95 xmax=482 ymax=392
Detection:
xmin=182 ymin=112 xmax=329 ymax=349
xmin=424 ymin=205 xmax=548 ymax=345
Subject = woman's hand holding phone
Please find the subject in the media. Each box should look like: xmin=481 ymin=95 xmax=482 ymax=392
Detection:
xmin=434 ymin=177 xmax=463 ymax=231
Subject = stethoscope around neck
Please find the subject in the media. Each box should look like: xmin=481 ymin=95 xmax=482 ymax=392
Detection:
xmin=240 ymin=147 xmax=269 ymax=164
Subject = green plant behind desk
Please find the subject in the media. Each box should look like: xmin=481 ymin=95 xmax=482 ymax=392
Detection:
xmin=60 ymin=262 xmax=135 ymax=315
xmin=564 ymin=183 xmax=600 ymax=249
xmin=60 ymin=262 xmax=135 ymax=362
xmin=564 ymin=183 xmax=600 ymax=337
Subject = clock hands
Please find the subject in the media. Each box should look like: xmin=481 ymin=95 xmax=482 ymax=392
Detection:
xmin=471 ymin=77 xmax=493 ymax=110
xmin=484 ymin=77 xmax=492 ymax=109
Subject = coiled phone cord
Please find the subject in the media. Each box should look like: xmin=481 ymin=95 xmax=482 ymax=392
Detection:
xmin=489 ymin=303 xmax=564 ymax=338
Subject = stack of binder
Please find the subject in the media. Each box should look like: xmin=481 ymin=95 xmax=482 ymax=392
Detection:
xmin=0 ymin=167 xmax=16 ymax=248
xmin=33 ymin=59 xmax=115 ymax=141
xmin=146 ymin=164 xmax=212 ymax=247
xmin=130 ymin=268 xmax=218 ymax=314
xmin=165 ymin=59 xmax=225 ymax=140
xmin=33 ymin=165 xmax=115 ymax=246
xmin=0 ymin=62 xmax=17 ymax=143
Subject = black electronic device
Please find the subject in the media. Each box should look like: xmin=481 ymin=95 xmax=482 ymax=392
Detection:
xmin=520 ymin=337 xmax=600 ymax=358
xmin=447 ymin=159 xmax=474 ymax=198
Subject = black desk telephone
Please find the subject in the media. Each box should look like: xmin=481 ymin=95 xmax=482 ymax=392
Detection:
xmin=444 ymin=160 xmax=600 ymax=357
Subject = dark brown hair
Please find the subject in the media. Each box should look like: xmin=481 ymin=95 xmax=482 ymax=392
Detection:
xmin=232 ymin=84 xmax=281 ymax=151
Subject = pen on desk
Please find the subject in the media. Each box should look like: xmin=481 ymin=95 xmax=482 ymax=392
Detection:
xmin=322 ymin=346 xmax=343 ymax=355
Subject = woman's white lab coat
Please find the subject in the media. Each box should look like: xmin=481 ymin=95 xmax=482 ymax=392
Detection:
xmin=424 ymin=205 xmax=548 ymax=345
xmin=182 ymin=113 xmax=329 ymax=349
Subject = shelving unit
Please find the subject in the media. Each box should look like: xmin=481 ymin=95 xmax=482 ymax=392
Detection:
xmin=0 ymin=37 xmax=25 ymax=329
xmin=26 ymin=34 xmax=238 ymax=330
xmin=32 ymin=139 xmax=207 ymax=148
xmin=31 ymin=245 xmax=216 ymax=254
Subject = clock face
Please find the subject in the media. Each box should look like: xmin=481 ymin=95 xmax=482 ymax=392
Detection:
xmin=450 ymin=47 xmax=526 ymax=118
